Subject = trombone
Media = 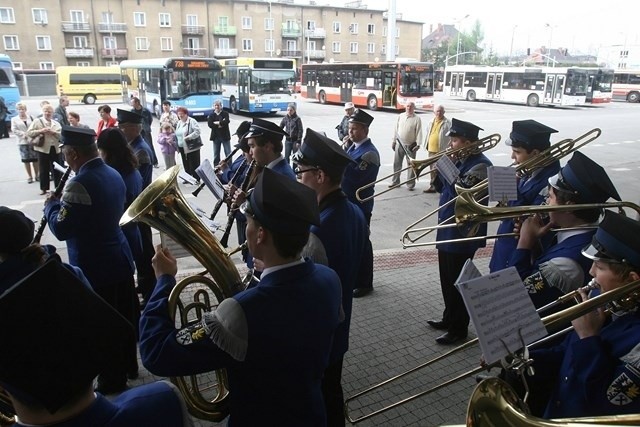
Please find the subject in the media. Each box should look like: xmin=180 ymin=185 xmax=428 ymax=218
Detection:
xmin=401 ymin=128 xmax=602 ymax=248
xmin=355 ymin=134 xmax=501 ymax=203
xmin=344 ymin=278 xmax=640 ymax=424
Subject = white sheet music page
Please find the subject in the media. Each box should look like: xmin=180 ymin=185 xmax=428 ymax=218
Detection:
xmin=195 ymin=160 xmax=225 ymax=200
xmin=435 ymin=155 xmax=460 ymax=186
xmin=456 ymin=267 xmax=546 ymax=365
xmin=488 ymin=166 xmax=518 ymax=203
xmin=455 ymin=258 xmax=482 ymax=284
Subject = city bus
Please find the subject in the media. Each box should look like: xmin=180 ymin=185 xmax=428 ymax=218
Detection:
xmin=218 ymin=57 xmax=297 ymax=114
xmin=55 ymin=66 xmax=121 ymax=105
xmin=300 ymin=61 xmax=435 ymax=110
xmin=612 ymin=69 xmax=640 ymax=103
xmin=0 ymin=54 xmax=21 ymax=120
xmin=443 ymin=65 xmax=589 ymax=107
xmin=119 ymin=57 xmax=223 ymax=119
xmin=584 ymin=68 xmax=613 ymax=104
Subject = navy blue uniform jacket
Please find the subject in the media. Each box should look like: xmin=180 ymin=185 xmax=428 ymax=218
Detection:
xmin=341 ymin=139 xmax=380 ymax=218
xmin=129 ymin=135 xmax=153 ymax=188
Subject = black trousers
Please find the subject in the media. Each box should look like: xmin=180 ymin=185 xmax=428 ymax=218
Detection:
xmin=136 ymin=223 xmax=156 ymax=302
xmin=38 ymin=147 xmax=63 ymax=192
xmin=321 ymin=357 xmax=345 ymax=427
xmin=355 ymin=213 xmax=373 ymax=290
xmin=179 ymin=147 xmax=201 ymax=180
xmin=437 ymin=250 xmax=472 ymax=335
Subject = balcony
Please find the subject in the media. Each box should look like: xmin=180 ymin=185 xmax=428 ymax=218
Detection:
xmin=182 ymin=25 xmax=205 ymax=35
xmin=213 ymin=48 xmax=238 ymax=58
xmin=61 ymin=21 xmax=91 ymax=33
xmin=98 ymin=23 xmax=127 ymax=33
xmin=281 ymin=24 xmax=301 ymax=38
xmin=213 ymin=25 xmax=237 ymax=36
xmin=281 ymin=50 xmax=302 ymax=58
xmin=306 ymin=49 xmax=326 ymax=60
xmin=100 ymin=48 xmax=128 ymax=58
xmin=182 ymin=48 xmax=208 ymax=57
xmin=304 ymin=28 xmax=326 ymax=39
xmin=64 ymin=47 xmax=95 ymax=58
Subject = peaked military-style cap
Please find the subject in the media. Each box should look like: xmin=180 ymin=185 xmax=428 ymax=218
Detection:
xmin=0 ymin=206 xmax=34 ymax=254
xmin=59 ymin=125 xmax=97 ymax=147
xmin=233 ymin=121 xmax=253 ymax=151
xmin=348 ymin=109 xmax=374 ymax=127
xmin=293 ymin=128 xmax=355 ymax=177
xmin=233 ymin=120 xmax=252 ymax=137
xmin=548 ymin=151 xmax=620 ymax=203
xmin=244 ymin=118 xmax=289 ymax=141
xmin=241 ymin=168 xmax=319 ymax=235
xmin=447 ymin=118 xmax=483 ymax=140
xmin=0 ymin=260 xmax=134 ymax=413
xmin=506 ymin=120 xmax=558 ymax=151
xmin=116 ymin=108 xmax=143 ymax=124
xmin=582 ymin=210 xmax=640 ymax=269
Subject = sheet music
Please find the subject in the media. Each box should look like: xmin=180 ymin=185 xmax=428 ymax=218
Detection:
xmin=488 ymin=166 xmax=518 ymax=203
xmin=455 ymin=258 xmax=482 ymax=284
xmin=456 ymin=267 xmax=547 ymax=365
xmin=195 ymin=160 xmax=225 ymax=200
xmin=178 ymin=171 xmax=198 ymax=185
xmin=435 ymin=155 xmax=459 ymax=185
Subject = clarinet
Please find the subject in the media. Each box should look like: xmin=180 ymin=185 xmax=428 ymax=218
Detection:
xmin=219 ymin=160 xmax=257 ymax=248
xmin=210 ymin=158 xmax=249 ymax=220
xmin=214 ymin=146 xmax=241 ymax=173
xmin=32 ymin=166 xmax=72 ymax=244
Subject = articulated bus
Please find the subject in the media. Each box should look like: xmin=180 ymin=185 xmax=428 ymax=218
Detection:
xmin=55 ymin=66 xmax=121 ymax=104
xmin=300 ymin=61 xmax=435 ymax=110
xmin=585 ymin=68 xmax=613 ymax=104
xmin=612 ymin=69 xmax=640 ymax=103
xmin=444 ymin=65 xmax=589 ymax=107
xmin=218 ymin=57 xmax=297 ymax=114
xmin=0 ymin=54 xmax=21 ymax=119
xmin=119 ymin=57 xmax=223 ymax=119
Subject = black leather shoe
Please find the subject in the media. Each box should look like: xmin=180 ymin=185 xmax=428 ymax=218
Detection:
xmin=426 ymin=319 xmax=449 ymax=330
xmin=353 ymin=288 xmax=373 ymax=298
xmin=435 ymin=331 xmax=468 ymax=345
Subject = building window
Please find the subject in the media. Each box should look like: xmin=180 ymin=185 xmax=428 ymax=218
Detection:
xmin=381 ymin=44 xmax=386 ymax=54
xmin=40 ymin=62 xmax=54 ymax=70
xmin=264 ymin=18 xmax=274 ymax=30
xmin=135 ymin=37 xmax=149 ymax=51
xmin=265 ymin=39 xmax=274 ymax=52
xmin=367 ymin=42 xmax=375 ymax=54
xmin=159 ymin=13 xmax=170 ymax=27
xmin=0 ymin=8 xmax=15 ymax=23
xmin=105 ymin=61 xmax=118 ymax=66
xmin=72 ymin=36 xmax=88 ymax=48
xmin=307 ymin=20 xmax=315 ymax=30
xmin=76 ymin=61 xmax=90 ymax=66
xmin=242 ymin=39 xmax=253 ymax=52
xmin=396 ymin=27 xmax=400 ymax=38
xmin=103 ymin=36 xmax=116 ymax=49
xmin=3 ymin=35 xmax=19 ymax=50
xmin=36 ymin=35 xmax=51 ymax=51
xmin=350 ymin=42 xmax=358 ymax=53
xmin=242 ymin=16 xmax=251 ymax=29
xmin=32 ymin=8 xmax=48 ymax=24
xmin=133 ymin=12 xmax=146 ymax=27
xmin=332 ymin=41 xmax=340 ymax=53
xmin=349 ymin=23 xmax=358 ymax=34
xmin=367 ymin=23 xmax=375 ymax=35
xmin=70 ymin=10 xmax=84 ymax=23
xmin=383 ymin=26 xmax=387 ymax=36
xmin=218 ymin=38 xmax=229 ymax=49
xmin=160 ymin=37 xmax=172 ymax=51
xmin=218 ymin=16 xmax=229 ymax=27
xmin=186 ymin=15 xmax=198 ymax=26
xmin=12 ymin=62 xmax=22 ymax=70
xmin=333 ymin=21 xmax=341 ymax=33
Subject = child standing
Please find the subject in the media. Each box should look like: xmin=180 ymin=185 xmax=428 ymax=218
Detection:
xmin=157 ymin=123 xmax=177 ymax=170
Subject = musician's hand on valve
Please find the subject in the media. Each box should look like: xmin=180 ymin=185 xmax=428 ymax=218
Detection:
xmin=152 ymin=244 xmax=178 ymax=279
xmin=572 ymin=287 xmax=606 ymax=339
xmin=232 ymin=188 xmax=247 ymax=207
xmin=517 ymin=214 xmax=553 ymax=250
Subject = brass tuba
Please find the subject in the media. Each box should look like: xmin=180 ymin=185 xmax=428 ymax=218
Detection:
xmin=120 ymin=165 xmax=244 ymax=422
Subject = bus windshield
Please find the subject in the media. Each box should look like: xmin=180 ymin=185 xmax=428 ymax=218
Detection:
xmin=250 ymin=70 xmax=295 ymax=95
xmin=565 ymin=69 xmax=588 ymax=95
xmin=595 ymin=72 xmax=614 ymax=92
xmin=170 ymin=69 xmax=221 ymax=98
xmin=399 ymin=70 xmax=433 ymax=97
xmin=0 ymin=62 xmax=17 ymax=87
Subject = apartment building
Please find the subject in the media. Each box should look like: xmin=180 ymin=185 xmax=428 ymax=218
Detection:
xmin=0 ymin=0 xmax=424 ymax=70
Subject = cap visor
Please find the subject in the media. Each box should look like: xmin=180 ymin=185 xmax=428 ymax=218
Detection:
xmin=581 ymin=243 xmax=618 ymax=263
xmin=548 ymin=173 xmax=560 ymax=190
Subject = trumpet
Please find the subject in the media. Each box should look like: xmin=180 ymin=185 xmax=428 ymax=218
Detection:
xmin=401 ymin=128 xmax=602 ymax=248
xmin=344 ymin=277 xmax=640 ymax=424
xmin=355 ymin=134 xmax=501 ymax=203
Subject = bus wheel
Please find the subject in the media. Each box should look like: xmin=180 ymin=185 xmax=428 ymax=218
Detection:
xmin=318 ymin=91 xmax=326 ymax=104
xmin=83 ymin=94 xmax=96 ymax=105
xmin=527 ymin=94 xmax=539 ymax=107
xmin=628 ymin=92 xmax=640 ymax=103
xmin=367 ymin=95 xmax=378 ymax=111
xmin=230 ymin=97 xmax=238 ymax=114
xmin=466 ymin=90 xmax=476 ymax=101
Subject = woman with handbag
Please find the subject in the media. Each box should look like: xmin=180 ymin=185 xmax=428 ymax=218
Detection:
xmin=175 ymin=106 xmax=202 ymax=182
xmin=26 ymin=104 xmax=62 ymax=195
xmin=11 ymin=102 xmax=39 ymax=184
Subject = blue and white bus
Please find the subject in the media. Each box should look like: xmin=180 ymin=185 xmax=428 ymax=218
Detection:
xmin=119 ymin=57 xmax=223 ymax=119
xmin=219 ymin=57 xmax=297 ymax=114
xmin=0 ymin=54 xmax=21 ymax=120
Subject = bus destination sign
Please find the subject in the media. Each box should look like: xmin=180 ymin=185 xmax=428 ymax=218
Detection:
xmin=170 ymin=59 xmax=215 ymax=69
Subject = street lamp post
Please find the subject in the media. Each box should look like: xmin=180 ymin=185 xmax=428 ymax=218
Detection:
xmin=509 ymin=25 xmax=518 ymax=64
xmin=455 ymin=14 xmax=470 ymax=66
xmin=545 ymin=23 xmax=555 ymax=67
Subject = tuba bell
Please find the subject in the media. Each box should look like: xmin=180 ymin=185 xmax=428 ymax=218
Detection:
xmin=120 ymin=165 xmax=244 ymax=422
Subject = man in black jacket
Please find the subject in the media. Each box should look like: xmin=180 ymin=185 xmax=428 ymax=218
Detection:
xmin=207 ymin=99 xmax=231 ymax=165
